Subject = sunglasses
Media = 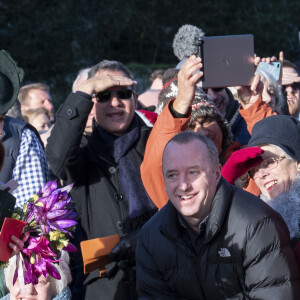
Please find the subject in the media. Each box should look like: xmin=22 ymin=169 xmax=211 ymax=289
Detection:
xmin=202 ymin=87 xmax=225 ymax=94
xmin=93 ymin=89 xmax=134 ymax=103
xmin=281 ymin=82 xmax=300 ymax=93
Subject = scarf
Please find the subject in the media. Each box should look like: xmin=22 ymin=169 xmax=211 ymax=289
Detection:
xmin=102 ymin=115 xmax=156 ymax=218
xmin=261 ymin=174 xmax=300 ymax=239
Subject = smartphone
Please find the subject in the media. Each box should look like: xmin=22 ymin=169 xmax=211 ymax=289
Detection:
xmin=256 ymin=62 xmax=281 ymax=81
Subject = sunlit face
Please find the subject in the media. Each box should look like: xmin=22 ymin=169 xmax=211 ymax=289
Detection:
xmin=282 ymin=67 xmax=300 ymax=116
xmin=251 ymin=145 xmax=299 ymax=200
xmin=92 ymin=70 xmax=137 ymax=137
xmin=261 ymin=80 xmax=276 ymax=110
xmin=31 ymin=114 xmax=51 ymax=132
xmin=204 ymin=89 xmax=229 ymax=117
xmin=9 ymin=275 xmax=54 ymax=300
xmin=25 ymin=89 xmax=55 ymax=123
xmin=192 ymin=119 xmax=223 ymax=155
xmin=163 ymin=139 xmax=221 ymax=229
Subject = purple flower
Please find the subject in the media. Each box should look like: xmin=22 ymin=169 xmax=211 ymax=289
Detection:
xmin=26 ymin=182 xmax=78 ymax=234
xmin=14 ymin=181 xmax=78 ymax=285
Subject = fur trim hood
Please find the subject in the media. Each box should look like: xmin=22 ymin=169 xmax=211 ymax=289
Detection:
xmin=261 ymin=174 xmax=300 ymax=239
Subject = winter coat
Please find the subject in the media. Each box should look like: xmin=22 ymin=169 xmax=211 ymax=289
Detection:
xmin=46 ymin=92 xmax=155 ymax=300
xmin=136 ymin=178 xmax=300 ymax=299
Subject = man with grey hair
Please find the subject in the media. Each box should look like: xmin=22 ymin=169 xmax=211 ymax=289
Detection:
xmin=46 ymin=59 xmax=157 ymax=300
xmin=136 ymin=130 xmax=300 ymax=299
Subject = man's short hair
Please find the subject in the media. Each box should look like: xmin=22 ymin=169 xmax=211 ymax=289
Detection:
xmin=150 ymin=70 xmax=164 ymax=83
xmin=88 ymin=60 xmax=134 ymax=80
xmin=163 ymin=131 xmax=220 ymax=168
xmin=162 ymin=68 xmax=179 ymax=85
xmin=18 ymin=83 xmax=50 ymax=106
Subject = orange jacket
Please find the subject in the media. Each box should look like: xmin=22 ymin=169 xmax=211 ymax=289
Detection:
xmin=141 ymin=101 xmax=191 ymax=209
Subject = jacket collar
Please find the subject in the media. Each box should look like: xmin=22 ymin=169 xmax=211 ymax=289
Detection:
xmin=160 ymin=178 xmax=233 ymax=244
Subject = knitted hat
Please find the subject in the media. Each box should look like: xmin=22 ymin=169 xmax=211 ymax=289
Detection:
xmin=248 ymin=115 xmax=300 ymax=161
xmin=0 ymin=50 xmax=24 ymax=114
xmin=188 ymin=103 xmax=233 ymax=156
xmin=156 ymin=76 xmax=212 ymax=114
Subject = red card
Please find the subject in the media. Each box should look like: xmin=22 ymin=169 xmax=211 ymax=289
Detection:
xmin=0 ymin=218 xmax=27 ymax=262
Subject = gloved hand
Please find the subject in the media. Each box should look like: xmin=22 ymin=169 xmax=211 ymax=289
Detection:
xmin=105 ymin=229 xmax=140 ymax=279
xmin=222 ymin=147 xmax=264 ymax=184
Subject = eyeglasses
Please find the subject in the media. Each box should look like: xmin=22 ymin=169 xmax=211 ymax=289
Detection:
xmin=281 ymin=82 xmax=300 ymax=94
xmin=248 ymin=155 xmax=286 ymax=180
xmin=92 ymin=89 xmax=133 ymax=103
xmin=202 ymin=87 xmax=225 ymax=94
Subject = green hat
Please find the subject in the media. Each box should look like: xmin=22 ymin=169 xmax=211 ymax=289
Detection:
xmin=0 ymin=50 xmax=24 ymax=115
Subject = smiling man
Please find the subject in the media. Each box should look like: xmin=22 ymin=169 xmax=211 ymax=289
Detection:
xmin=46 ymin=60 xmax=157 ymax=300
xmin=136 ymin=131 xmax=300 ymax=299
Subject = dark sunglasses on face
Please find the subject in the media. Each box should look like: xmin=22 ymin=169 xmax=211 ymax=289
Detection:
xmin=281 ymin=82 xmax=300 ymax=94
xmin=93 ymin=89 xmax=134 ymax=103
xmin=202 ymin=87 xmax=225 ymax=94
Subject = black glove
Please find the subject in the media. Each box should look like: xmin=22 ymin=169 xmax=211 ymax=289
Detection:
xmin=105 ymin=229 xmax=140 ymax=279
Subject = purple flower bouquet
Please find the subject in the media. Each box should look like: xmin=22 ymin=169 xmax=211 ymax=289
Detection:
xmin=11 ymin=181 xmax=78 ymax=285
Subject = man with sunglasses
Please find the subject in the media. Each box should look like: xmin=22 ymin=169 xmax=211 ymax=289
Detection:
xmin=282 ymin=59 xmax=300 ymax=119
xmin=46 ymin=60 xmax=157 ymax=300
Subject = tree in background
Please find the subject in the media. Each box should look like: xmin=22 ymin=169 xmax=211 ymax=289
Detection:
xmin=0 ymin=0 xmax=299 ymax=107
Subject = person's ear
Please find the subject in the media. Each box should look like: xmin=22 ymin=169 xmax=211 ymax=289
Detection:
xmin=216 ymin=164 xmax=222 ymax=181
xmin=297 ymin=162 xmax=300 ymax=172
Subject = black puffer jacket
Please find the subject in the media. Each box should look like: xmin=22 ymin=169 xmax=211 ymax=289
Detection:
xmin=136 ymin=178 xmax=300 ymax=299
xmin=46 ymin=92 xmax=156 ymax=300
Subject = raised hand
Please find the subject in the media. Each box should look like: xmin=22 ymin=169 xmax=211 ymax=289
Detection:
xmin=222 ymin=147 xmax=264 ymax=184
xmin=173 ymin=55 xmax=203 ymax=115
xmin=78 ymin=74 xmax=137 ymax=96
xmin=9 ymin=231 xmax=30 ymax=257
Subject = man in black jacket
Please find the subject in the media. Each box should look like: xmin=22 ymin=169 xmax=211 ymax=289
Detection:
xmin=46 ymin=60 xmax=157 ymax=300
xmin=136 ymin=131 xmax=300 ymax=299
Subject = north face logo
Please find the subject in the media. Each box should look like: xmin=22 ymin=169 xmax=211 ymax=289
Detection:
xmin=218 ymin=248 xmax=231 ymax=257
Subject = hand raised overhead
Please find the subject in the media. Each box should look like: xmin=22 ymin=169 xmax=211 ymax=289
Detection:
xmin=78 ymin=74 xmax=137 ymax=96
xmin=173 ymin=55 xmax=203 ymax=115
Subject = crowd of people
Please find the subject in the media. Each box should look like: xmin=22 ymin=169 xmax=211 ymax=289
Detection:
xmin=0 ymin=23 xmax=300 ymax=299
